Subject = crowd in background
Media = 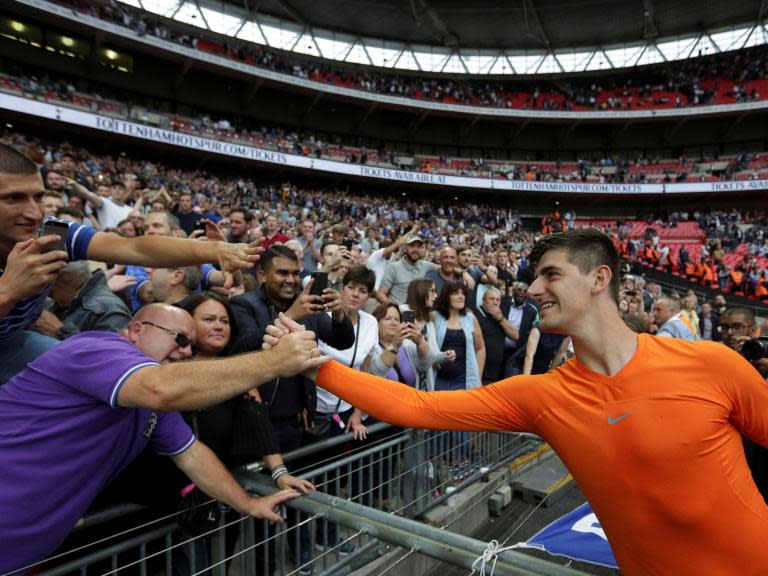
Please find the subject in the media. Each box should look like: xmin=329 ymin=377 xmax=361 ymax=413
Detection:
xmin=1 ymin=127 xmax=767 ymax=573
xmin=4 ymin=66 xmax=768 ymax=185
xmin=63 ymin=0 xmax=768 ymax=113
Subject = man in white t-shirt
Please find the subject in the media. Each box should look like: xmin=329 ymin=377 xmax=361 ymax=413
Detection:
xmin=68 ymin=178 xmax=134 ymax=229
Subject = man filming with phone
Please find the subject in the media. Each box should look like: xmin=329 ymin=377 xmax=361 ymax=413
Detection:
xmin=230 ymin=245 xmax=354 ymax=451
xmin=0 ymin=143 xmax=261 ymax=383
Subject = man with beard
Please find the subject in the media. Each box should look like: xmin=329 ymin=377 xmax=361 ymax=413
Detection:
xmin=378 ymin=235 xmax=439 ymax=305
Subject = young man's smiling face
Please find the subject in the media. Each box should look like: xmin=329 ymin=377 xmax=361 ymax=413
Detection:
xmin=529 ymin=248 xmax=596 ymax=334
xmin=0 ymin=172 xmax=46 ymax=255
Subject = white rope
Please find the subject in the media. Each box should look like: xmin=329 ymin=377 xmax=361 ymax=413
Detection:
xmin=470 ymin=540 xmax=525 ymax=576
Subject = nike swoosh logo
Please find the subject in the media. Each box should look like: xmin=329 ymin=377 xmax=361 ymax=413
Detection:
xmin=607 ymin=412 xmax=633 ymax=425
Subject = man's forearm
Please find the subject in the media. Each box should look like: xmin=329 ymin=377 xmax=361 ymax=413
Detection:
xmin=90 ymin=234 xmax=221 ymax=268
xmin=128 ymin=349 xmax=282 ymax=411
xmin=173 ymin=441 xmax=254 ymax=514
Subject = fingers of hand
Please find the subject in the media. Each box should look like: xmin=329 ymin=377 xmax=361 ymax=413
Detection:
xmin=307 ymin=355 xmax=330 ymax=368
xmin=277 ymin=312 xmax=305 ymax=333
xmin=265 ymin=324 xmax=285 ymax=338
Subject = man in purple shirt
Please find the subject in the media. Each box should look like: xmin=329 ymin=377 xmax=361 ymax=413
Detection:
xmin=0 ymin=303 xmax=328 ymax=574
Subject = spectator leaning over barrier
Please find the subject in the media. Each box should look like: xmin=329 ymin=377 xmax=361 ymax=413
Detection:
xmin=0 ymin=302 xmax=328 ymax=575
xmin=290 ymin=228 xmax=768 ymax=576
xmin=652 ymin=297 xmax=697 ymax=340
xmin=0 ymin=143 xmax=260 ymax=384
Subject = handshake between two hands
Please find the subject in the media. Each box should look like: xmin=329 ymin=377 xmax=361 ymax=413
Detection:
xmin=262 ymin=313 xmax=329 ymax=380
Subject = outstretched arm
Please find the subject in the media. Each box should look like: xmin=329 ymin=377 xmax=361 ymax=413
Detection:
xmin=313 ymin=360 xmax=532 ymax=433
xmin=118 ymin=331 xmax=328 ymax=411
xmin=173 ymin=441 xmax=298 ymax=523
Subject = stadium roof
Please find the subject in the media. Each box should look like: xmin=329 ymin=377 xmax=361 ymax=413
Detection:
xmin=124 ymin=0 xmax=768 ymax=74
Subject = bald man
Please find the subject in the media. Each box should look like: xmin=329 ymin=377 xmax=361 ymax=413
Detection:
xmin=0 ymin=304 xmax=327 ymax=575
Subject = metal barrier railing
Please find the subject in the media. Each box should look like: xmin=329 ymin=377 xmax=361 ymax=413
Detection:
xmin=32 ymin=426 xmax=567 ymax=576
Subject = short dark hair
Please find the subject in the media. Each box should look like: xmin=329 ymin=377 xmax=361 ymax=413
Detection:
xmin=529 ymin=228 xmax=620 ymax=304
xmin=320 ymin=240 xmax=340 ymax=256
xmin=434 ymin=281 xmax=469 ymax=317
xmin=57 ymin=206 xmax=85 ymax=220
xmin=722 ymin=306 xmax=756 ymax=324
xmin=261 ymin=245 xmax=298 ymax=272
xmin=342 ymin=266 xmax=375 ymax=292
xmin=0 ymin=143 xmax=38 ymax=175
xmin=371 ymin=302 xmax=401 ymax=323
xmin=229 ymin=208 xmax=253 ymax=222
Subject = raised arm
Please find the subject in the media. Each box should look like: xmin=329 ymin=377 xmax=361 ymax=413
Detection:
xmin=382 ymin=224 xmax=418 ymax=258
xmin=67 ymin=178 xmax=103 ymax=210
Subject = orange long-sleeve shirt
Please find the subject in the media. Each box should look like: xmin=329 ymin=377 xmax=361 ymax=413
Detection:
xmin=316 ymin=334 xmax=768 ymax=575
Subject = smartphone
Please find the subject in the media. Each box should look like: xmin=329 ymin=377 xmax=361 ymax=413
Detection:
xmin=39 ymin=220 xmax=69 ymax=253
xmin=309 ymin=271 xmax=328 ymax=296
xmin=195 ymin=218 xmax=206 ymax=232
xmin=342 ymin=239 xmax=355 ymax=251
xmin=402 ymin=310 xmax=416 ymax=324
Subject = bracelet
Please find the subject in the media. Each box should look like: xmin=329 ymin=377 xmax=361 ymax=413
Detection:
xmin=271 ymin=465 xmax=288 ymax=481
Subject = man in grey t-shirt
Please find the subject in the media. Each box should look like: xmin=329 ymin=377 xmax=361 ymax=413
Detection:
xmin=378 ymin=235 xmax=438 ymax=305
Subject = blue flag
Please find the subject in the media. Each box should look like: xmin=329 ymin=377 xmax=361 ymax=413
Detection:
xmin=521 ymin=503 xmax=618 ymax=568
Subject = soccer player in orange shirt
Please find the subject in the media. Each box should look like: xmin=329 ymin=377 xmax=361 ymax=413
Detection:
xmin=266 ymin=228 xmax=768 ymax=576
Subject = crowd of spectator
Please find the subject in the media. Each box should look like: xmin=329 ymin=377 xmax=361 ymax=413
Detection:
xmin=6 ymin=66 xmax=768 ymax=185
xmin=1 ymin=127 xmax=767 ymax=574
xmin=61 ymin=0 xmax=768 ymax=114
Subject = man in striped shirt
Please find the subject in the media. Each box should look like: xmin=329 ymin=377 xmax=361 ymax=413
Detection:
xmin=0 ymin=143 xmax=260 ymax=383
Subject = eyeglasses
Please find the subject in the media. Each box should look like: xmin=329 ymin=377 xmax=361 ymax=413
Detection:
xmin=717 ymin=323 xmax=753 ymax=333
xmin=141 ymin=321 xmax=192 ymax=349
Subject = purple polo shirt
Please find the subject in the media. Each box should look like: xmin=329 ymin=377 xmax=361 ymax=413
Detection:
xmin=0 ymin=332 xmax=195 ymax=574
